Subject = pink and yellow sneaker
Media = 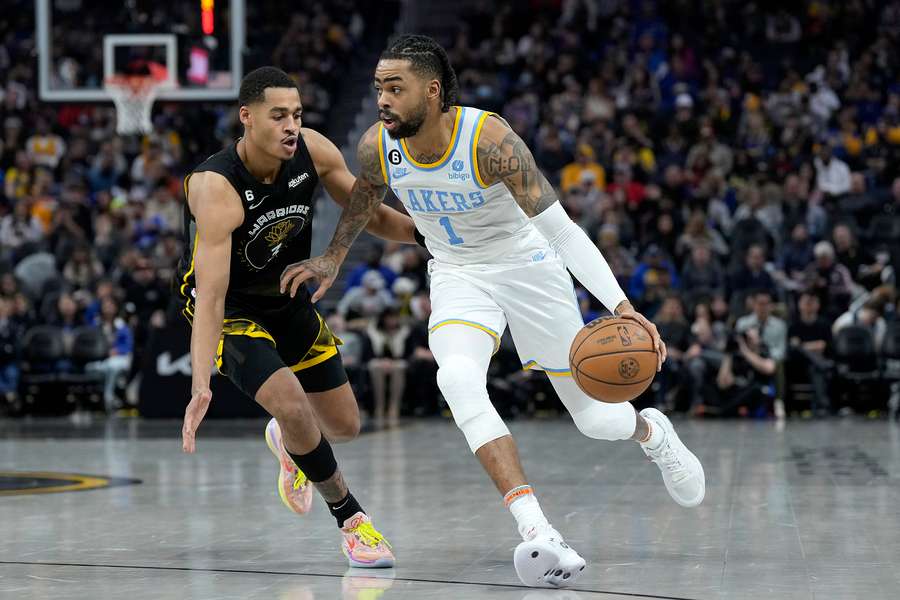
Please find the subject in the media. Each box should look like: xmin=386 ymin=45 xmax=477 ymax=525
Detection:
xmin=340 ymin=512 xmax=395 ymax=568
xmin=264 ymin=417 xmax=313 ymax=514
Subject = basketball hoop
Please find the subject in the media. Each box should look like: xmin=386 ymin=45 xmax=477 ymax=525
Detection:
xmin=104 ymin=74 xmax=170 ymax=135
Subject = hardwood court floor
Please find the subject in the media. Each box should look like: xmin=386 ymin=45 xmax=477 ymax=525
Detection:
xmin=1 ymin=416 xmax=898 ymax=599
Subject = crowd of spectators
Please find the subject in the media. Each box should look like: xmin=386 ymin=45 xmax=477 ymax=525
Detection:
xmin=3 ymin=0 xmax=900 ymax=422
xmin=0 ymin=0 xmax=367 ymax=412
xmin=337 ymin=0 xmax=900 ymax=421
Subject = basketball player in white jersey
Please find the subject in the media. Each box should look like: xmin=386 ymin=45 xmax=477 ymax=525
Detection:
xmin=281 ymin=35 xmax=705 ymax=588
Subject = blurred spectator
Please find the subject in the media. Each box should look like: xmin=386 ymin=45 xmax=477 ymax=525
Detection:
xmin=49 ymin=292 xmax=84 ymax=339
xmin=675 ymin=211 xmax=728 ymax=262
xmin=686 ymin=123 xmax=733 ymax=179
xmin=325 ymin=312 xmax=369 ymax=400
xmin=729 ymin=244 xmax=777 ymax=302
xmin=831 ymin=223 xmax=885 ymax=290
xmin=733 ymin=184 xmax=782 ymax=240
xmin=0 ymin=296 xmax=22 ymax=401
xmin=3 ymin=150 xmax=32 ymax=200
xmin=716 ymin=322 xmax=778 ymax=418
xmin=681 ymin=243 xmax=725 ymax=302
xmin=14 ymin=251 xmax=58 ymax=301
xmin=345 ymin=246 xmax=398 ymax=291
xmin=86 ymin=297 xmax=133 ymax=412
xmin=0 ymin=199 xmax=43 ymax=263
xmin=25 ymin=118 xmax=66 ymax=170
xmin=628 ymin=245 xmax=679 ymax=312
xmin=832 ymin=286 xmax=895 ymax=351
xmin=654 ymin=293 xmax=691 ymax=409
xmin=813 ymin=143 xmax=851 ymax=198
xmin=402 ymin=291 xmax=439 ymax=416
xmin=735 ymin=289 xmax=788 ymax=365
xmin=365 ymin=308 xmax=409 ymax=427
xmin=129 ymin=137 xmax=173 ymax=190
xmin=337 ymin=270 xmax=394 ymax=321
xmin=560 ymin=143 xmax=605 ymax=193
xmin=788 ymin=290 xmax=833 ymax=415
xmin=145 ymin=186 xmax=181 ymax=234
xmin=778 ymin=223 xmax=814 ymax=284
xmin=88 ymin=141 xmax=127 ymax=193
xmin=596 ymin=224 xmax=636 ymax=288
xmin=804 ymin=241 xmax=858 ymax=320
xmin=62 ymin=244 xmax=104 ymax=290
xmin=684 ymin=315 xmax=727 ymax=415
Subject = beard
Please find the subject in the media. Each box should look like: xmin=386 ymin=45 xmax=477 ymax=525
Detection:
xmin=382 ymin=101 xmax=428 ymax=139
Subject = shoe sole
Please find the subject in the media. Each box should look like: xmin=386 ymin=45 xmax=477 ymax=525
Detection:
xmin=674 ymin=441 xmax=705 ymax=507
xmin=265 ymin=420 xmax=310 ymax=515
xmin=514 ymin=539 xmax=585 ymax=588
xmin=342 ymin=546 xmax=395 ymax=568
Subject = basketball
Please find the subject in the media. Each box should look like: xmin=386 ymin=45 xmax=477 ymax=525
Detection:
xmin=569 ymin=317 xmax=657 ymax=403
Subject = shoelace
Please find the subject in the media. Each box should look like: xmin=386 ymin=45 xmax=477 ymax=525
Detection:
xmin=351 ymin=521 xmax=391 ymax=549
xmin=650 ymin=443 xmax=685 ymax=472
xmin=656 ymin=445 xmax=693 ymax=483
xmin=292 ymin=469 xmax=308 ymax=491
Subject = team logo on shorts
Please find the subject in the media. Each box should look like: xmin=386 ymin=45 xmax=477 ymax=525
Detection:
xmin=618 ymin=358 xmax=640 ymax=380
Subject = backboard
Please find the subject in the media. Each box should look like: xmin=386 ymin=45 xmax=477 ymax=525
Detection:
xmin=36 ymin=0 xmax=245 ymax=102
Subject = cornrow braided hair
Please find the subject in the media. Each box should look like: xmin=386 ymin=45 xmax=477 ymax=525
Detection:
xmin=381 ymin=34 xmax=459 ymax=113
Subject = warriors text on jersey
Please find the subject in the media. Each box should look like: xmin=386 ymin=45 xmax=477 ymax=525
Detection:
xmin=377 ymin=106 xmax=549 ymax=265
xmin=176 ymin=137 xmax=320 ymax=316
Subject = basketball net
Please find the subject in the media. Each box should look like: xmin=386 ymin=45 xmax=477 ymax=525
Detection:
xmin=104 ymin=74 xmax=169 ymax=135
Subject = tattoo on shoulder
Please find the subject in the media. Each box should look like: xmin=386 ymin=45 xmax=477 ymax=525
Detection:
xmin=478 ymin=130 xmax=557 ymax=217
xmin=357 ymin=128 xmax=385 ymax=186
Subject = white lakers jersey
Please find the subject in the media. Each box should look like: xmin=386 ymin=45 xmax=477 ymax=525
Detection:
xmin=377 ymin=106 xmax=549 ymax=265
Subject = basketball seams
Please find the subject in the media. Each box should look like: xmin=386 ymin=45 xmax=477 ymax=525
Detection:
xmin=568 ymin=318 xmax=653 ymax=365
xmin=572 ymin=366 xmax=654 ymax=387
xmin=572 ymin=348 xmax=656 ymax=371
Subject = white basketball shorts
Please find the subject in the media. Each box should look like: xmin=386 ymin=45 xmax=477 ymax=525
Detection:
xmin=427 ymin=252 xmax=586 ymax=376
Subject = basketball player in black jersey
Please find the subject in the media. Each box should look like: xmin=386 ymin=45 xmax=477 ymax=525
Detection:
xmin=176 ymin=67 xmax=411 ymax=567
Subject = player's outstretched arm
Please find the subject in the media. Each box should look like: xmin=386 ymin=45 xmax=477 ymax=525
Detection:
xmin=303 ymin=127 xmax=416 ymax=244
xmin=475 ymin=116 xmax=666 ymax=368
xmin=280 ymin=123 xmax=388 ymax=302
xmin=182 ymin=172 xmax=243 ymax=452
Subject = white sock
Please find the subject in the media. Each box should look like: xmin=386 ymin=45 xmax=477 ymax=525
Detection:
xmin=640 ymin=420 xmax=665 ymax=449
xmin=505 ymin=485 xmax=550 ymax=541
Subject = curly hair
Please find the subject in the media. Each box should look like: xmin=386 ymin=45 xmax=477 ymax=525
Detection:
xmin=380 ymin=34 xmax=459 ymax=112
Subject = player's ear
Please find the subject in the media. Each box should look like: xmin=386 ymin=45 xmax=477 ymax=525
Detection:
xmin=427 ymin=79 xmax=441 ymax=102
xmin=239 ymin=105 xmax=252 ymax=128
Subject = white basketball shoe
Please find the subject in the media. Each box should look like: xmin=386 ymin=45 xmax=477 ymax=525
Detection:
xmin=513 ymin=526 xmax=586 ymax=588
xmin=639 ymin=408 xmax=705 ymax=507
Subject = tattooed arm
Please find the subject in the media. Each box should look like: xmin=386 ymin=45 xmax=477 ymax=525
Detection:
xmin=476 ymin=116 xmax=667 ymax=369
xmin=280 ymin=123 xmax=388 ymax=302
xmin=303 ymin=127 xmax=416 ymax=244
xmin=475 ymin=116 xmax=558 ymax=217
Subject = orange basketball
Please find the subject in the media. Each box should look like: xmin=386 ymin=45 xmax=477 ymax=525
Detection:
xmin=569 ymin=317 xmax=657 ymax=403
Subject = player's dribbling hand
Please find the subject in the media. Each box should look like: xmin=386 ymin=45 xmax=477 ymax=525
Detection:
xmin=615 ymin=303 xmax=667 ymax=371
xmin=182 ymin=387 xmax=212 ymax=453
xmin=280 ymin=255 xmax=339 ymax=302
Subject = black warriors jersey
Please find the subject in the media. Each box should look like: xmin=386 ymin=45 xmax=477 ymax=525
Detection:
xmin=175 ymin=137 xmax=320 ymax=314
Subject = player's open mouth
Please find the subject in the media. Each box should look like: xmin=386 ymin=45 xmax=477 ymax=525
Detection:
xmin=282 ymin=137 xmax=297 ymax=151
xmin=381 ymin=116 xmax=397 ymax=129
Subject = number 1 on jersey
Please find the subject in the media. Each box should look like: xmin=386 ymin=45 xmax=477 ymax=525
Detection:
xmin=439 ymin=216 xmax=464 ymax=245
